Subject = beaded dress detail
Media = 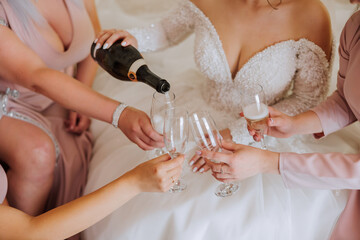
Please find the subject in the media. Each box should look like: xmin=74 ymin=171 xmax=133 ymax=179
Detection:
xmin=128 ymin=0 xmax=330 ymax=143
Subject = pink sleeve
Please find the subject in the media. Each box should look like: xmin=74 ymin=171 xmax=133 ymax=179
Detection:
xmin=279 ymin=12 xmax=360 ymax=190
xmin=280 ymin=152 xmax=360 ymax=189
xmin=312 ymin=91 xmax=356 ymax=137
xmin=311 ymin=13 xmax=359 ymax=137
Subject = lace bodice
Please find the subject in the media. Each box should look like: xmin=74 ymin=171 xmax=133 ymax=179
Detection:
xmin=128 ymin=0 xmax=331 ymax=142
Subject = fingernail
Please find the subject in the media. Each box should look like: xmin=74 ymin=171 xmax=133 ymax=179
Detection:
xmin=189 ymin=161 xmax=194 ymax=166
xmin=196 ymin=151 xmax=201 ymax=155
xmin=199 ymin=168 xmax=204 ymax=173
xmin=121 ymin=41 xmax=127 ymax=46
xmin=93 ymin=43 xmax=101 ymax=58
xmin=192 ymin=167 xmax=198 ymax=172
xmin=94 ymin=38 xmax=98 ymax=43
xmin=103 ymin=43 xmax=109 ymax=49
xmin=270 ymin=118 xmax=274 ymax=124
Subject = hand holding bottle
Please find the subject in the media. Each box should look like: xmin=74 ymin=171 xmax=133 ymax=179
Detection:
xmin=94 ymin=29 xmax=138 ymax=53
xmin=118 ymin=107 xmax=164 ymax=150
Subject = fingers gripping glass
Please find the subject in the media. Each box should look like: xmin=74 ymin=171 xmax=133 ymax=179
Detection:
xmin=189 ymin=111 xmax=239 ymax=197
xmin=242 ymin=84 xmax=268 ymax=150
xmin=163 ymin=107 xmax=189 ymax=193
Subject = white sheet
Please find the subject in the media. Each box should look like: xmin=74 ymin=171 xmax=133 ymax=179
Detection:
xmin=84 ymin=1 xmax=360 ymax=239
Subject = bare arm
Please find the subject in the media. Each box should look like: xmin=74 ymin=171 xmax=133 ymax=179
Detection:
xmin=0 ymin=154 xmax=184 ymax=240
xmin=0 ymin=25 xmax=163 ymax=149
xmin=0 ymin=25 xmax=116 ymax=123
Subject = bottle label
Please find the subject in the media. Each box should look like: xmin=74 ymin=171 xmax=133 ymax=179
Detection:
xmin=128 ymin=59 xmax=146 ymax=82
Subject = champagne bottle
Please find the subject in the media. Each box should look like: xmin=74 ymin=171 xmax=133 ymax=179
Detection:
xmin=91 ymin=41 xmax=170 ymax=93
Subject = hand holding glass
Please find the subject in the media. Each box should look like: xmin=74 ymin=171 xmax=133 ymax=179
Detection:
xmin=189 ymin=111 xmax=239 ymax=197
xmin=163 ymin=107 xmax=188 ymax=192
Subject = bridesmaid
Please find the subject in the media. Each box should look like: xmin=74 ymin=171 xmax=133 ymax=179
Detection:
xmin=0 ymin=0 xmax=163 ymax=220
xmin=198 ymin=1 xmax=360 ymax=238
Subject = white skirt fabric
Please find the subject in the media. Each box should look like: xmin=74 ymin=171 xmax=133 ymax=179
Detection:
xmin=84 ymin=1 xmax=360 ymax=239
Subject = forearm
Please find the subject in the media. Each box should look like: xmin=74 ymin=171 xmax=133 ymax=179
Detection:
xmin=292 ymin=110 xmax=323 ymax=135
xmin=31 ymin=67 xmax=117 ymax=123
xmin=26 ymin=173 xmax=140 ymax=239
xmin=261 ymin=150 xmax=280 ymax=175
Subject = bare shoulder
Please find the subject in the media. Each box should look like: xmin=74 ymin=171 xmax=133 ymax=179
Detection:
xmin=288 ymin=0 xmax=332 ymax=58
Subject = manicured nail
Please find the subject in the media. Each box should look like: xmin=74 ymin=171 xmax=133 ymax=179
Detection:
xmin=94 ymin=38 xmax=98 ymax=43
xmin=270 ymin=118 xmax=274 ymax=124
xmin=189 ymin=161 xmax=194 ymax=166
xmin=199 ymin=168 xmax=204 ymax=173
xmin=93 ymin=43 xmax=101 ymax=58
xmin=121 ymin=41 xmax=127 ymax=46
xmin=196 ymin=151 xmax=201 ymax=155
xmin=192 ymin=167 xmax=198 ymax=172
xmin=103 ymin=43 xmax=109 ymax=49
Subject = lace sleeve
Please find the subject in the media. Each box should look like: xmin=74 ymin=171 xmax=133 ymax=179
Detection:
xmin=271 ymin=39 xmax=331 ymax=116
xmin=127 ymin=1 xmax=195 ymax=52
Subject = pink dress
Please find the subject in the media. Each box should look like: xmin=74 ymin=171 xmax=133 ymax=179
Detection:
xmin=280 ymin=11 xmax=360 ymax=240
xmin=0 ymin=0 xmax=94 ymax=212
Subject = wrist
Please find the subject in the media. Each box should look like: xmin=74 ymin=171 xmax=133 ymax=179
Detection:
xmin=261 ymin=150 xmax=280 ymax=174
xmin=112 ymin=103 xmax=128 ymax=128
xmin=120 ymin=170 xmax=143 ymax=195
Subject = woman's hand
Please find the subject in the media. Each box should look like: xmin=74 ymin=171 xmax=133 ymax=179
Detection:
xmin=118 ymin=107 xmax=164 ymax=150
xmin=198 ymin=141 xmax=279 ymax=183
xmin=94 ymin=29 xmax=138 ymax=50
xmin=189 ymin=129 xmax=230 ymax=173
xmin=188 ymin=152 xmax=211 ymax=173
xmin=246 ymin=107 xmax=296 ymax=142
xmin=65 ymin=111 xmax=91 ymax=134
xmin=130 ymin=153 xmax=185 ymax=193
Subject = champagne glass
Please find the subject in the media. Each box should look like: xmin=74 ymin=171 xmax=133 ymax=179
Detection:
xmin=242 ymin=84 xmax=268 ymax=150
xmin=150 ymin=91 xmax=176 ymax=156
xmin=189 ymin=111 xmax=239 ymax=197
xmin=163 ymin=107 xmax=189 ymax=192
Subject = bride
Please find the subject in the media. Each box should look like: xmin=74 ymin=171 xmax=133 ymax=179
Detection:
xmin=95 ymin=0 xmax=332 ymax=171
xmin=84 ymin=0 xmax=358 ymax=239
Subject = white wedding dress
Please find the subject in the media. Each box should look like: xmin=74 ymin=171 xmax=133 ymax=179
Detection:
xmin=84 ymin=1 xmax=360 ymax=239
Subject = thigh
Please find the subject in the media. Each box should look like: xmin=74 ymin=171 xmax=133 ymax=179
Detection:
xmin=0 ymin=116 xmax=56 ymax=170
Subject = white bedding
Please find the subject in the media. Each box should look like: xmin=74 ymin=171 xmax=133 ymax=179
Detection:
xmin=84 ymin=1 xmax=360 ymax=239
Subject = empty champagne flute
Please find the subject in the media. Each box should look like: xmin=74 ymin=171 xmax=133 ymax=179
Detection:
xmin=189 ymin=111 xmax=239 ymax=197
xmin=242 ymin=84 xmax=269 ymax=150
xmin=150 ymin=91 xmax=176 ymax=156
xmin=163 ymin=107 xmax=189 ymax=192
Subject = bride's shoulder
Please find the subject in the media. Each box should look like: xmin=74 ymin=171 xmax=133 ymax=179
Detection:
xmin=287 ymin=0 xmax=332 ymax=59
